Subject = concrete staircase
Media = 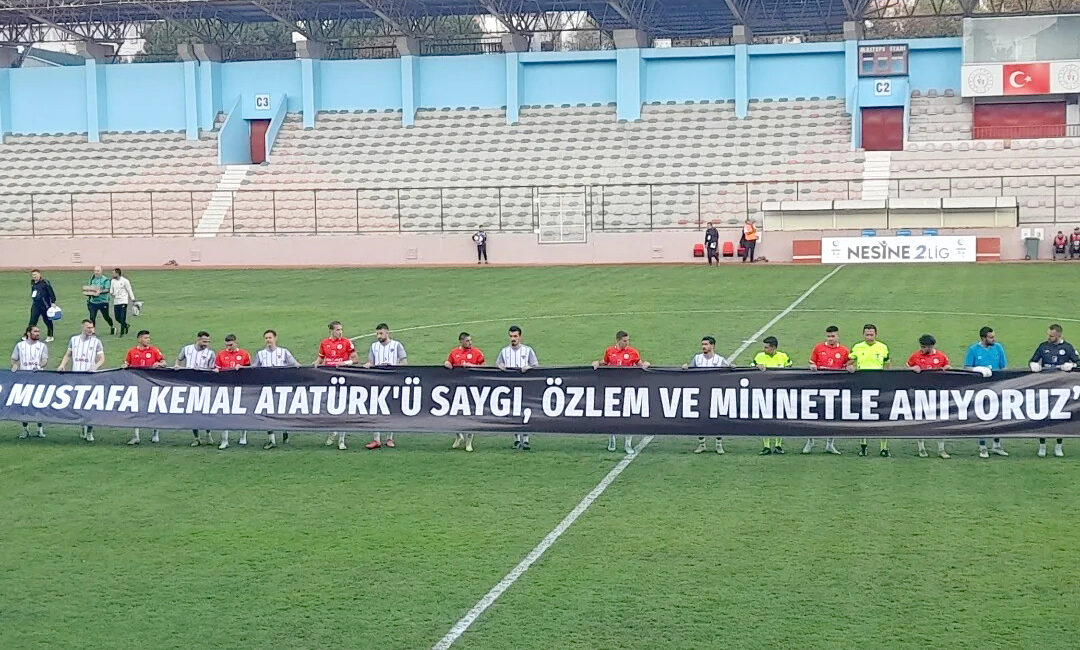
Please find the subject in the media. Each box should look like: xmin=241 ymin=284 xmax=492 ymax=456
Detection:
xmin=194 ymin=165 xmax=249 ymax=237
xmin=861 ymin=150 xmax=892 ymax=201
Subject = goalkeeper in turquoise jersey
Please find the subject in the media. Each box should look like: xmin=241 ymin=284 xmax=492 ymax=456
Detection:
xmin=848 ymin=324 xmax=891 ymax=456
xmin=753 ymin=336 xmax=791 ymax=454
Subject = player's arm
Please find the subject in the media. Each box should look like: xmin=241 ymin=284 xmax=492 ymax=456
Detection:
xmin=286 ymin=350 xmax=300 ymax=368
xmin=94 ymin=347 xmax=105 ymax=371
xmin=524 ymin=349 xmax=538 ymax=372
xmin=883 ymin=349 xmax=891 ymax=370
xmin=10 ymin=350 xmax=19 ymax=372
xmin=907 ymin=353 xmax=921 ymax=373
xmin=57 ymin=347 xmax=72 ymax=371
xmin=592 ymin=353 xmax=605 ymax=370
xmin=1029 ymin=345 xmax=1045 ymax=372
xmin=363 ymin=348 xmax=374 ymax=369
xmin=397 ymin=350 xmax=408 ymax=366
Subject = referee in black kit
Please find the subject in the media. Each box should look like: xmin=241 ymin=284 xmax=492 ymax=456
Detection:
xmin=473 ymin=229 xmax=488 ymax=264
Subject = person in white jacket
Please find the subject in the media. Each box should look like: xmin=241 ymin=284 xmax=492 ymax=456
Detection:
xmin=110 ymin=268 xmax=135 ymax=336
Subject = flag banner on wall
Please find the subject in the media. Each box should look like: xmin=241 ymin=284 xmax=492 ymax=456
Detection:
xmin=2 ymin=367 xmax=1079 ymax=438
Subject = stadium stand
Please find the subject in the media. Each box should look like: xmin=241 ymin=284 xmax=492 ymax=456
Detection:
xmin=0 ymin=131 xmax=220 ymax=236
xmin=907 ymin=89 xmax=972 ymax=142
xmin=235 ymin=98 xmax=863 ymax=232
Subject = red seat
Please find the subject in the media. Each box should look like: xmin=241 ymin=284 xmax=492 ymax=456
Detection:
xmin=692 ymin=243 xmax=705 ymax=258
xmin=722 ymin=241 xmax=735 ymax=257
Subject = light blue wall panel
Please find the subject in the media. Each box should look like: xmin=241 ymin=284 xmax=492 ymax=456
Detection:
xmin=318 ymin=59 xmax=402 ymax=111
xmin=520 ymin=60 xmax=616 ymax=106
xmin=642 ymin=56 xmax=736 ymax=102
xmin=8 ymin=66 xmax=86 ymax=134
xmin=909 ymin=48 xmax=962 ymax=93
xmin=220 ymin=60 xmax=303 ymax=113
xmin=747 ymin=52 xmax=845 ymax=99
xmin=417 ymin=54 xmax=505 ymax=108
xmin=103 ymin=62 xmax=186 ymax=132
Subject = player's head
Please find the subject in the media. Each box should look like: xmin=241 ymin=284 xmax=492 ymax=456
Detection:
xmin=93 ymin=265 xmax=103 ymax=276
xmin=701 ymin=335 xmax=716 ymax=354
xmin=224 ymin=334 xmax=238 ymax=350
xmin=81 ymin=319 xmax=94 ymax=336
xmin=25 ymin=326 xmax=39 ymax=341
xmin=264 ymin=329 xmax=277 ymax=347
xmin=862 ymin=324 xmax=877 ymax=343
xmin=375 ymin=323 xmax=389 ymax=342
xmin=137 ymin=330 xmax=151 ymax=345
xmin=328 ymin=321 xmax=343 ymax=339
xmin=1048 ymin=324 xmax=1063 ymax=342
xmin=508 ymin=325 xmax=522 ymax=346
xmin=763 ymin=336 xmax=778 ymax=353
xmin=707 ymin=221 xmax=713 ymax=228
xmin=458 ymin=332 xmax=472 ymax=349
xmin=979 ymin=326 xmax=995 ymax=345
xmin=30 ymin=269 xmax=41 ymax=282
xmin=615 ymin=330 xmax=629 ymax=348
xmin=195 ymin=331 xmax=211 ymax=349
xmin=1058 ymin=231 xmax=1064 ymax=236
xmin=1075 ymin=227 xmax=1079 ymax=233
xmin=112 ymin=267 xmax=122 ymax=279
xmin=918 ymin=334 xmax=935 ymax=353
xmin=825 ymin=325 xmax=839 ymax=345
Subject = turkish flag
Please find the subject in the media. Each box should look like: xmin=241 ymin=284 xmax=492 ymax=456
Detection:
xmin=1003 ymin=63 xmax=1050 ymax=95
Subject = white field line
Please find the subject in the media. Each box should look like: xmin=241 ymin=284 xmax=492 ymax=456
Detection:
xmin=726 ymin=264 xmax=846 ymax=362
xmin=431 ymin=435 xmax=654 ymax=650
xmin=429 ymin=262 xmax=852 ymax=648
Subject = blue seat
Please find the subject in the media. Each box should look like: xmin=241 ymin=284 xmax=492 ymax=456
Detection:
xmin=861 ymin=229 xmax=877 ymax=237
xmin=922 ymin=228 xmax=939 ymax=236
xmin=896 ymin=229 xmax=912 ymax=236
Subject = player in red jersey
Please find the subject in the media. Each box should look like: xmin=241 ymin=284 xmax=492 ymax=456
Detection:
xmin=215 ymin=334 xmax=251 ymax=450
xmin=803 ymin=325 xmax=850 ymax=455
xmin=445 ymin=331 xmax=485 ymax=451
xmin=314 ymin=320 xmax=358 ymax=450
xmin=592 ymin=330 xmax=650 ymax=454
xmin=123 ymin=329 xmax=166 ymax=445
xmin=907 ymin=334 xmax=952 ymax=459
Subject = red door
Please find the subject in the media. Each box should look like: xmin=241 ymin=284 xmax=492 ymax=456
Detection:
xmin=973 ymin=102 xmax=1065 ymax=139
xmin=861 ymin=107 xmax=904 ymax=151
xmin=249 ymin=119 xmax=270 ymax=164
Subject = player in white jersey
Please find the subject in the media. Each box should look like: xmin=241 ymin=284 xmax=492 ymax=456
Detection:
xmin=57 ymin=319 xmax=105 ymax=442
xmin=682 ymin=335 xmax=729 ymax=454
xmin=497 ymin=325 xmax=539 ymax=450
xmin=364 ymin=323 xmax=407 ymax=449
xmin=252 ymin=329 xmax=300 ymax=449
xmin=176 ymin=330 xmax=216 ymax=446
xmin=11 ymin=326 xmax=48 ymax=439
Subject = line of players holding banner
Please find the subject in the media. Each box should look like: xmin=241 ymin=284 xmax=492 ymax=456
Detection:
xmin=10 ymin=318 xmax=1080 ymax=458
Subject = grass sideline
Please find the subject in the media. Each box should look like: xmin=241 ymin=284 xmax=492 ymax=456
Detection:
xmin=2 ymin=263 xmax=1080 ymax=649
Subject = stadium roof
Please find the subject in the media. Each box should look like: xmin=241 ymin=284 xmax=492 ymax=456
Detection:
xmin=1 ymin=0 xmax=1079 ymax=44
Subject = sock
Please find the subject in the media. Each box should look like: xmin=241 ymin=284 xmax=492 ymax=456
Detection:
xmin=515 ymin=433 xmax=522 ymax=442
xmin=87 ymin=425 xmax=93 ymax=433
xmin=625 ymin=435 xmax=632 ymax=447
xmin=880 ymin=439 xmax=888 ymax=450
xmin=1057 ymin=438 xmax=1063 ymax=444
xmin=221 ymin=431 xmax=229 ymax=444
xmin=387 ymin=433 xmax=394 ymax=441
xmin=283 ymin=431 xmax=289 ymax=442
xmin=825 ymin=437 xmax=835 ymax=448
xmin=610 ymin=434 xmax=617 ymax=446
xmin=268 ymin=432 xmax=276 ymax=444
xmin=775 ymin=438 xmax=782 ymax=448
xmin=193 ymin=429 xmax=200 ymax=439
xmin=523 ymin=434 xmax=529 ymax=443
xmin=917 ymin=440 xmax=926 ymax=451
xmin=762 ymin=437 xmax=770 ymax=449
xmin=21 ymin=423 xmax=29 ymax=433
xmin=37 ymin=424 xmax=43 ymax=434
xmin=133 ymin=428 xmax=141 ymax=441
xmin=698 ymin=436 xmax=706 ymax=444
xmin=993 ymin=438 xmax=1001 ymax=447
xmin=466 ymin=433 xmax=474 ymax=443
xmin=938 ymin=440 xmax=946 ymax=452
xmin=1039 ymin=438 xmax=1047 ymax=444
xmin=239 ymin=431 xmax=247 ymax=444
xmin=373 ymin=432 xmax=381 ymax=443
xmin=860 ymin=438 xmax=867 ymax=446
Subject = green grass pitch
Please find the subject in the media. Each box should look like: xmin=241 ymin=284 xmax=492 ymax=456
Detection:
xmin=2 ymin=263 xmax=1080 ymax=649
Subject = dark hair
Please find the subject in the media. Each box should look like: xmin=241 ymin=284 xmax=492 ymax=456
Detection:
xmin=508 ymin=325 xmax=522 ymax=334
xmin=701 ymin=335 xmax=716 ymax=345
xmin=113 ymin=268 xmax=122 ymax=276
xmin=825 ymin=325 xmax=839 ymax=333
xmin=458 ymin=332 xmax=470 ymax=341
xmin=863 ymin=324 xmax=877 ymax=332
xmin=24 ymin=326 xmax=35 ymax=337
xmin=1050 ymin=323 xmax=1063 ymax=334
xmin=225 ymin=334 xmax=237 ymax=342
xmin=375 ymin=323 xmax=389 ymax=331
xmin=919 ymin=334 xmax=935 ymax=346
xmin=264 ymin=329 xmax=277 ymax=337
xmin=30 ymin=268 xmax=41 ymax=274
xmin=328 ymin=321 xmax=341 ymax=330
xmin=763 ymin=336 xmax=778 ymax=346
xmin=81 ymin=319 xmax=92 ymax=325
xmin=615 ymin=330 xmax=629 ymax=340
xmin=979 ymin=326 xmax=993 ymax=339
xmin=136 ymin=330 xmax=150 ymax=338
xmin=197 ymin=331 xmax=210 ymax=338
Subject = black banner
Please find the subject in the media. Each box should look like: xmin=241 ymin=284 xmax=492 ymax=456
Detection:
xmin=1 ymin=367 xmax=1079 ymax=437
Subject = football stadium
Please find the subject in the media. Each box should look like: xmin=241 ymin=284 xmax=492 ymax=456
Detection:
xmin=4 ymin=1 xmax=1080 ymax=648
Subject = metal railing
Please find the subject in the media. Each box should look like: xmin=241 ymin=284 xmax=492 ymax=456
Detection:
xmin=972 ymin=124 xmax=1080 ymax=140
xmin=0 ymin=174 xmax=1076 ymax=238
xmin=326 ymin=45 xmax=399 ymax=60
xmin=419 ymin=39 xmax=504 ymax=56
